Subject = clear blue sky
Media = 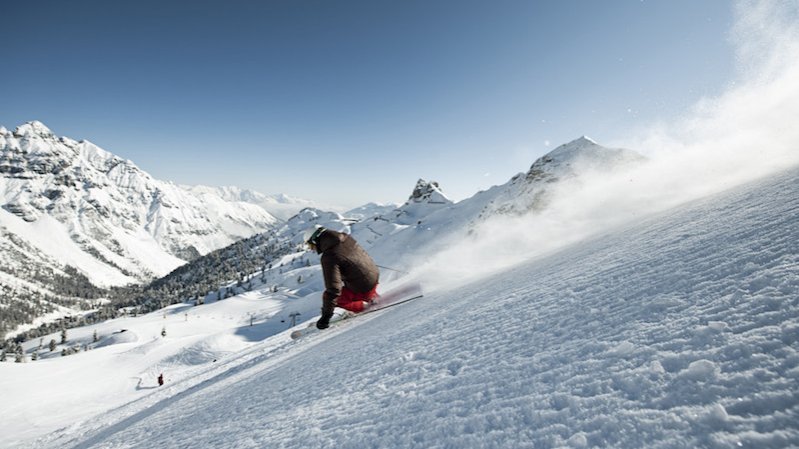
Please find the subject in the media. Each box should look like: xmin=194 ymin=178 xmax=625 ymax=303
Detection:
xmin=1 ymin=0 xmax=735 ymax=209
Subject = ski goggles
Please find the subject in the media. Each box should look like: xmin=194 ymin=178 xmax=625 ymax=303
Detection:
xmin=306 ymin=227 xmax=326 ymax=250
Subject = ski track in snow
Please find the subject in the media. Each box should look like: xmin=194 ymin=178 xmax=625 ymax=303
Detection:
xmin=27 ymin=167 xmax=799 ymax=449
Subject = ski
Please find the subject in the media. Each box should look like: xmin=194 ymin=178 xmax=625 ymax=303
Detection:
xmin=290 ymin=282 xmax=424 ymax=340
xmin=289 ymin=310 xmax=355 ymax=340
xmin=362 ymin=293 xmax=424 ymax=314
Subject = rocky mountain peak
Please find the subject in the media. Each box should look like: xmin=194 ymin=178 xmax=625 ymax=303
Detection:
xmin=525 ymin=136 xmax=643 ymax=183
xmin=408 ymin=179 xmax=451 ymax=204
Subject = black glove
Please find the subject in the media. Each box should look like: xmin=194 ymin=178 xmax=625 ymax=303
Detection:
xmin=316 ymin=307 xmax=333 ymax=330
xmin=316 ymin=317 xmax=330 ymax=330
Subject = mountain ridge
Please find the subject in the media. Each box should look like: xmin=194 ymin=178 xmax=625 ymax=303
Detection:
xmin=1 ymin=122 xmax=644 ymax=342
xmin=1 ymin=121 xmax=279 ymax=284
xmin=0 ymin=121 xmax=281 ymax=338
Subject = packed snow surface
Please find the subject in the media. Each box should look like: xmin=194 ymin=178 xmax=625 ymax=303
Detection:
xmin=3 ymin=166 xmax=798 ymax=448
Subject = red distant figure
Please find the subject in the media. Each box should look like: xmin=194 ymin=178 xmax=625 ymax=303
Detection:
xmin=157 ymin=373 xmax=164 ymax=386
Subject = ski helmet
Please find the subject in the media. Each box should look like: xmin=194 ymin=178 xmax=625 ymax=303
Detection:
xmin=303 ymin=225 xmax=326 ymax=247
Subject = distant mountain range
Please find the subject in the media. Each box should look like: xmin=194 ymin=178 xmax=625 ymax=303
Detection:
xmin=0 ymin=122 xmax=306 ymax=338
xmin=228 ymin=136 xmax=646 ymax=291
xmin=0 ymin=121 xmax=282 ymax=282
xmin=1 ymin=122 xmax=644 ymax=340
xmin=181 ymin=185 xmax=320 ymax=221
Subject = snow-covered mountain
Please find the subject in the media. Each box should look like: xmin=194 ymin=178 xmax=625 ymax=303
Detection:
xmin=0 ymin=121 xmax=279 ymax=336
xmin=480 ymin=136 xmax=644 ymax=217
xmin=3 ymin=160 xmax=796 ymax=449
xmin=0 ymin=131 xmax=644 ymax=341
xmin=229 ymin=138 xmax=645 ymax=279
xmin=0 ymin=121 xmax=280 ymax=283
xmin=338 ymin=137 xmax=645 ymax=272
xmin=181 ymin=185 xmax=318 ymax=221
xmin=344 ymin=202 xmax=400 ymax=221
xmin=156 ymin=137 xmax=646 ymax=295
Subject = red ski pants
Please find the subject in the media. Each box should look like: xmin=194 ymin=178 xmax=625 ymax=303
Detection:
xmin=336 ymin=285 xmax=379 ymax=313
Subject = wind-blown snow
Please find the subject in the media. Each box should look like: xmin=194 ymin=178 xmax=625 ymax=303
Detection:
xmin=7 ymin=165 xmax=796 ymax=449
xmin=616 ymin=2 xmax=799 ymax=201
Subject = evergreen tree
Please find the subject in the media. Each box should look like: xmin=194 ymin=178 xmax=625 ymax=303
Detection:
xmin=93 ymin=329 xmax=98 ymax=343
xmin=60 ymin=328 xmax=67 ymax=344
xmin=49 ymin=339 xmax=57 ymax=352
xmin=0 ymin=350 xmax=6 ymax=362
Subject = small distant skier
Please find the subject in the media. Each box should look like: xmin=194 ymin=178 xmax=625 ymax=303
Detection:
xmin=157 ymin=373 xmax=164 ymax=386
xmin=303 ymin=226 xmax=380 ymax=329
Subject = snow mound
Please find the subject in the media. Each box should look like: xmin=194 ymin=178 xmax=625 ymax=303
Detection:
xmin=161 ymin=334 xmax=248 ymax=367
xmin=94 ymin=330 xmax=139 ymax=348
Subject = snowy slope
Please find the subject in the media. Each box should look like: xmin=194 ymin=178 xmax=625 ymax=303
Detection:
xmin=5 ymin=164 xmax=797 ymax=449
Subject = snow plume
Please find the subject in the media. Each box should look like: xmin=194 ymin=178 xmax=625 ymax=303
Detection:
xmin=412 ymin=0 xmax=799 ymax=292
xmin=620 ymin=0 xmax=799 ymax=190
xmin=731 ymin=0 xmax=799 ymax=83
xmin=409 ymin=171 xmax=643 ymax=293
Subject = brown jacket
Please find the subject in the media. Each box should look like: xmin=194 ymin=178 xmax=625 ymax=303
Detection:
xmin=316 ymin=230 xmax=379 ymax=317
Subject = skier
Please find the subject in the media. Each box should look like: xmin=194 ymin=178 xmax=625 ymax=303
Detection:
xmin=157 ymin=373 xmax=164 ymax=386
xmin=303 ymin=226 xmax=380 ymax=329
